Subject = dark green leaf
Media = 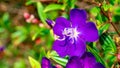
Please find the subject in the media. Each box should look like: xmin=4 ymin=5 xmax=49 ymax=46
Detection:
xmin=98 ymin=24 xmax=110 ymax=35
xmin=49 ymin=51 xmax=68 ymax=66
xmin=109 ymin=0 xmax=115 ymax=5
xmin=2 ymin=13 xmax=9 ymax=24
xmin=63 ymin=0 xmax=77 ymax=10
xmin=112 ymin=15 xmax=120 ymax=22
xmin=99 ymin=33 xmax=117 ymax=67
xmin=96 ymin=13 xmax=103 ymax=23
xmin=114 ymin=7 xmax=120 ymax=15
xmin=51 ymin=56 xmax=68 ymax=66
xmin=99 ymin=33 xmax=117 ymax=54
xmin=96 ymin=13 xmax=108 ymax=23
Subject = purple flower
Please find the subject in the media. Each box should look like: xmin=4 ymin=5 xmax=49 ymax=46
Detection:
xmin=0 ymin=46 xmax=5 ymax=52
xmin=66 ymin=52 xmax=105 ymax=68
xmin=41 ymin=57 xmax=56 ymax=68
xmin=53 ymin=9 xmax=99 ymax=57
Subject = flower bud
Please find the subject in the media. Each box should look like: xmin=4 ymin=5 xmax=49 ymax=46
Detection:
xmin=23 ymin=12 xmax=30 ymax=19
xmin=32 ymin=18 xmax=39 ymax=24
xmin=0 ymin=46 xmax=5 ymax=52
xmin=56 ymin=64 xmax=63 ymax=68
xmin=46 ymin=19 xmax=54 ymax=28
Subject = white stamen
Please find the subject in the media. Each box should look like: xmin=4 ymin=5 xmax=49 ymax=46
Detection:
xmin=62 ymin=27 xmax=80 ymax=43
xmin=57 ymin=36 xmax=66 ymax=41
xmin=54 ymin=35 xmax=66 ymax=41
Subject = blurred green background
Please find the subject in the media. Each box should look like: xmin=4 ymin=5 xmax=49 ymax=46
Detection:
xmin=0 ymin=0 xmax=120 ymax=68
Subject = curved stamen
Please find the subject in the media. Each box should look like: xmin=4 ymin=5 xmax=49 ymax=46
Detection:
xmin=57 ymin=36 xmax=66 ymax=41
xmin=62 ymin=27 xmax=80 ymax=44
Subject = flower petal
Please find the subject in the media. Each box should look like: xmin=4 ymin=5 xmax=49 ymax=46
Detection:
xmin=83 ymin=52 xmax=97 ymax=68
xmin=41 ymin=57 xmax=51 ymax=68
xmin=53 ymin=17 xmax=70 ymax=36
xmin=55 ymin=17 xmax=70 ymax=27
xmin=67 ymin=37 xmax=86 ymax=57
xmin=79 ymin=22 xmax=99 ymax=42
xmin=52 ymin=39 xmax=68 ymax=57
xmin=66 ymin=56 xmax=83 ymax=68
xmin=53 ymin=24 xmax=65 ymax=37
xmin=93 ymin=63 xmax=105 ymax=68
xmin=70 ymin=9 xmax=87 ymax=27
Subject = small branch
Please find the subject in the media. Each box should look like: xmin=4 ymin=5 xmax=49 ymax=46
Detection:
xmin=83 ymin=1 xmax=120 ymax=36
xmin=83 ymin=1 xmax=100 ymax=6
xmin=99 ymin=3 xmax=120 ymax=36
xmin=99 ymin=4 xmax=109 ymax=18
xmin=110 ymin=22 xmax=120 ymax=36
xmin=39 ymin=0 xmax=58 ymax=3
xmin=84 ymin=0 xmax=120 ymax=36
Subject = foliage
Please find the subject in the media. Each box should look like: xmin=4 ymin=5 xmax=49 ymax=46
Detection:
xmin=0 ymin=0 xmax=120 ymax=68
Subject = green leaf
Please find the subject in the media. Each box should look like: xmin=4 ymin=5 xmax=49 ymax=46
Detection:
xmin=2 ymin=13 xmax=9 ymax=24
xmin=102 ymin=3 xmax=110 ymax=11
xmin=96 ymin=13 xmax=103 ymax=23
xmin=90 ymin=7 xmax=100 ymax=16
xmin=49 ymin=51 xmax=68 ymax=66
xmin=96 ymin=13 xmax=108 ymax=23
xmin=99 ymin=33 xmax=117 ymax=67
xmin=37 ymin=2 xmax=46 ymax=24
xmin=70 ymin=0 xmax=77 ymax=8
xmin=109 ymin=0 xmax=115 ymax=5
xmin=32 ymin=32 xmax=39 ymax=41
xmin=112 ymin=15 xmax=120 ymax=22
xmin=98 ymin=24 xmax=110 ymax=35
xmin=99 ymin=33 xmax=117 ymax=54
xmin=44 ymin=4 xmax=64 ymax=12
xmin=114 ymin=7 xmax=120 ymax=15
xmin=51 ymin=56 xmax=68 ymax=66
xmin=63 ymin=0 xmax=77 ymax=10
xmin=2 ymin=13 xmax=12 ymax=31
xmin=25 ymin=0 xmax=35 ymax=5
xmin=39 ymin=47 xmax=46 ymax=62
xmin=47 ymin=11 xmax=59 ymax=20
xmin=28 ymin=56 xmax=41 ymax=68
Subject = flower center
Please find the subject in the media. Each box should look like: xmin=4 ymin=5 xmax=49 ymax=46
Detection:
xmin=62 ymin=27 xmax=80 ymax=43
